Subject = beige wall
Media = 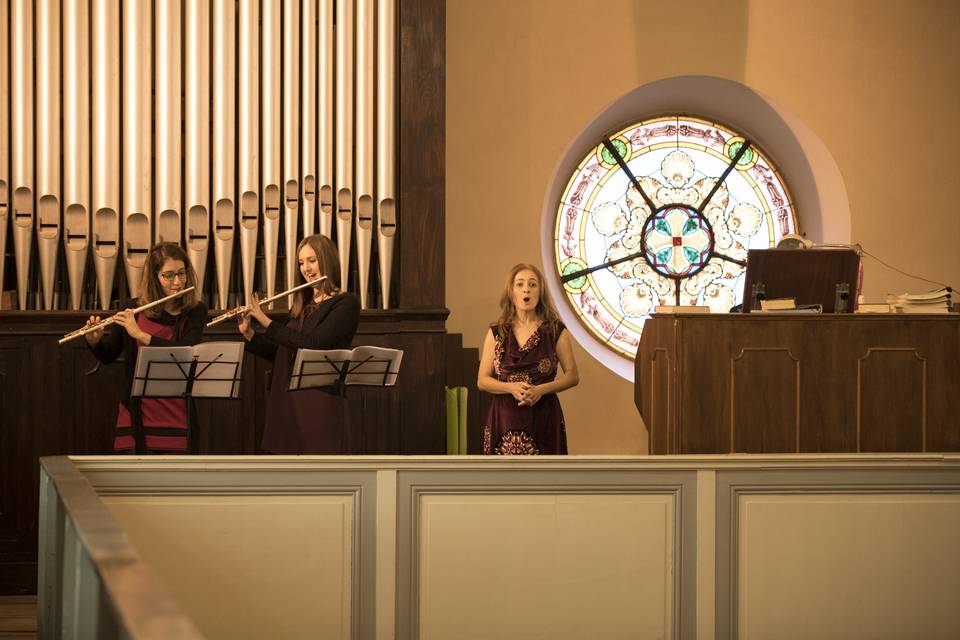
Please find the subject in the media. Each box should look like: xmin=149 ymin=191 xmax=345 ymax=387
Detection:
xmin=446 ymin=0 xmax=960 ymax=453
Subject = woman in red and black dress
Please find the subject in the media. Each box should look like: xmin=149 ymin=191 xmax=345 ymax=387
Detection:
xmin=477 ymin=263 xmax=580 ymax=455
xmin=84 ymin=242 xmax=207 ymax=453
xmin=238 ymin=234 xmax=360 ymax=454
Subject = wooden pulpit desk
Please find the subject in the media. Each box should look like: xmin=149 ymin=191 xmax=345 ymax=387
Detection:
xmin=635 ymin=313 xmax=960 ymax=454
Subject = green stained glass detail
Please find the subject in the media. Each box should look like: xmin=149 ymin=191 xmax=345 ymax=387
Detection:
xmin=655 ymin=248 xmax=673 ymax=265
xmin=683 ymin=246 xmax=700 ymax=264
xmin=561 ymin=262 xmax=587 ymax=290
xmin=601 ymin=139 xmax=629 ymax=165
xmin=654 ymin=219 xmax=671 ymax=235
xmin=728 ymin=141 xmax=755 ymax=165
xmin=682 ymin=219 xmax=698 ymax=235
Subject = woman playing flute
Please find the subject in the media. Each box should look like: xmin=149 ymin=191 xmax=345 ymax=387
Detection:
xmin=238 ymin=234 xmax=360 ymax=454
xmin=84 ymin=242 xmax=208 ymax=453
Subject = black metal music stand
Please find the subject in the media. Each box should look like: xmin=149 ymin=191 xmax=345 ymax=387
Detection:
xmin=288 ymin=347 xmax=403 ymax=397
xmin=130 ymin=343 xmax=244 ymax=454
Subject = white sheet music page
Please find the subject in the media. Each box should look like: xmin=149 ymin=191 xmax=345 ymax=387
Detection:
xmin=191 ymin=342 xmax=245 ymax=398
xmin=344 ymin=346 xmax=403 ymax=386
xmin=289 ymin=349 xmax=352 ymax=390
xmin=131 ymin=346 xmax=195 ymax=397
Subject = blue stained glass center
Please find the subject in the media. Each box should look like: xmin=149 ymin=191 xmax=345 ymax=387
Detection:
xmin=641 ymin=206 xmax=714 ymax=278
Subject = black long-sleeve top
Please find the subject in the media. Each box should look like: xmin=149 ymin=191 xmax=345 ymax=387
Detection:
xmin=245 ymin=293 xmax=361 ymax=369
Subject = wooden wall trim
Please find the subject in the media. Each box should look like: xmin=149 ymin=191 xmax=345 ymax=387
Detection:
xmin=37 ymin=457 xmax=204 ymax=638
xmin=398 ymin=0 xmax=444 ymax=308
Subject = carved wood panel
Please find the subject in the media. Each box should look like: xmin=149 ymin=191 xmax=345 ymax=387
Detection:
xmin=731 ymin=348 xmax=800 ymax=453
xmin=857 ymin=348 xmax=925 ymax=452
xmin=649 ymin=349 xmax=671 ymax=455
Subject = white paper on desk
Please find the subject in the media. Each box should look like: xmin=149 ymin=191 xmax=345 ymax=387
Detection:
xmin=191 ymin=342 xmax=245 ymax=398
xmin=131 ymin=346 xmax=195 ymax=397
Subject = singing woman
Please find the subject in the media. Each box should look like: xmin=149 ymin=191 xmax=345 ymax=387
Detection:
xmin=238 ymin=233 xmax=361 ymax=454
xmin=85 ymin=242 xmax=207 ymax=453
xmin=477 ymin=263 xmax=579 ymax=455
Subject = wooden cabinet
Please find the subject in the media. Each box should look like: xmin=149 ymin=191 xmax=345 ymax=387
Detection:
xmin=636 ymin=314 xmax=960 ymax=454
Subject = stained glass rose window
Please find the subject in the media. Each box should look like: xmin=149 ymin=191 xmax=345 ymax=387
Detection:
xmin=554 ymin=115 xmax=797 ymax=359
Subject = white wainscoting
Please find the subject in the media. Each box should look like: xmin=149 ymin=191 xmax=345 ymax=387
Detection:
xmin=103 ymin=495 xmax=355 ymax=640
xmin=40 ymin=454 xmax=960 ymax=640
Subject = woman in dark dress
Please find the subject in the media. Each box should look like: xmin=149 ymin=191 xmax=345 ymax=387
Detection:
xmin=84 ymin=242 xmax=208 ymax=453
xmin=238 ymin=234 xmax=360 ymax=454
xmin=478 ymin=263 xmax=579 ymax=455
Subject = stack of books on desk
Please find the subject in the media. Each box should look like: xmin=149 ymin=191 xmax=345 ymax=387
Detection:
xmin=885 ymin=287 xmax=953 ymax=313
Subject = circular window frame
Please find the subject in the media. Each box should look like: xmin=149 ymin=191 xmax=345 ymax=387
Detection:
xmin=541 ymin=76 xmax=851 ymax=381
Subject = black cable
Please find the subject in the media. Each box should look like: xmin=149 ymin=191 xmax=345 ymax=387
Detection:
xmin=859 ymin=247 xmax=953 ymax=291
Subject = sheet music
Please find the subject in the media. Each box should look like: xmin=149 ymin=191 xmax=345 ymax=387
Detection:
xmin=345 ymin=346 xmax=403 ymax=386
xmin=131 ymin=346 xmax=195 ymax=397
xmin=289 ymin=349 xmax=352 ymax=390
xmin=191 ymin=342 xmax=245 ymax=398
xmin=289 ymin=346 xmax=404 ymax=390
xmin=131 ymin=342 xmax=245 ymax=398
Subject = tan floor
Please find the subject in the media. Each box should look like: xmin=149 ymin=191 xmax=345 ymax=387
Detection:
xmin=0 ymin=596 xmax=36 ymax=640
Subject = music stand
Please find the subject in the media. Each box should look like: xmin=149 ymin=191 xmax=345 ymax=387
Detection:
xmin=288 ymin=346 xmax=403 ymax=397
xmin=130 ymin=342 xmax=244 ymax=454
xmin=740 ymin=248 xmax=862 ymax=313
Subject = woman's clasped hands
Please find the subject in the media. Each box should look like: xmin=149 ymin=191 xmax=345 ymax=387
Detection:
xmin=509 ymin=381 xmax=543 ymax=406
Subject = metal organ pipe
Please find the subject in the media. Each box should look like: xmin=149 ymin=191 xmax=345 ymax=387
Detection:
xmin=155 ymin=0 xmax=182 ymax=246
xmin=301 ymin=0 xmax=318 ymax=241
xmin=12 ymin=0 xmax=34 ymax=310
xmin=356 ymin=0 xmax=375 ymax=309
xmin=0 ymin=0 xmax=401 ymax=313
xmin=0 ymin=0 xmax=10 ymax=308
xmin=37 ymin=0 xmax=61 ymax=310
xmin=121 ymin=0 xmax=152 ymax=297
xmin=185 ymin=0 xmax=210 ymax=299
xmin=36 ymin=0 xmax=61 ymax=309
xmin=63 ymin=0 xmax=91 ymax=310
xmin=317 ymin=0 xmax=335 ymax=240
xmin=261 ymin=0 xmax=282 ymax=301
xmin=283 ymin=0 xmax=301 ymax=304
xmin=239 ymin=0 xmax=260 ymax=305
xmin=213 ymin=0 xmax=236 ymax=310
xmin=91 ymin=0 xmax=120 ymax=310
xmin=377 ymin=0 xmax=398 ymax=309
xmin=335 ymin=0 xmax=355 ymax=293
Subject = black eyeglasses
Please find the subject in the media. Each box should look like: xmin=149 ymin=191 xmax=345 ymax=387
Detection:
xmin=159 ymin=269 xmax=188 ymax=282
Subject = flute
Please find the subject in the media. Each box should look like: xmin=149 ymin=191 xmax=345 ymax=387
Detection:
xmin=59 ymin=287 xmax=197 ymax=345
xmin=206 ymin=276 xmax=329 ymax=327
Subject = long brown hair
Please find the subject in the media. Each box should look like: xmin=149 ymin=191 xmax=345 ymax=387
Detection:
xmin=496 ymin=263 xmax=559 ymax=338
xmin=138 ymin=242 xmax=200 ymax=317
xmin=290 ymin=234 xmax=341 ymax=317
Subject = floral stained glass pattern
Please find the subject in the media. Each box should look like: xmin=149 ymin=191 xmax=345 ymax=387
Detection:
xmin=554 ymin=116 xmax=797 ymax=359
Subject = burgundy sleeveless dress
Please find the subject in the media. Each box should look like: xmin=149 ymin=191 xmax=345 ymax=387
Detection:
xmin=483 ymin=320 xmax=568 ymax=455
